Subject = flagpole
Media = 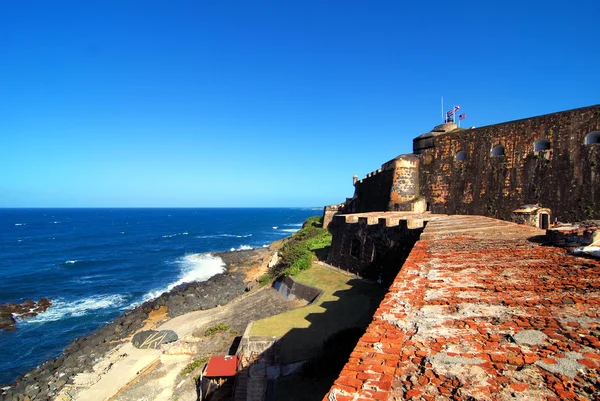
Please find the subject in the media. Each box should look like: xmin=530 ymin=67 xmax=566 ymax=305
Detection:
xmin=441 ymin=96 xmax=444 ymax=122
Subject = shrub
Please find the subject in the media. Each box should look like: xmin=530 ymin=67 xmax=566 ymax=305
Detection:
xmin=270 ymin=216 xmax=332 ymax=278
xmin=204 ymin=323 xmax=230 ymax=337
xmin=181 ymin=357 xmax=209 ymax=375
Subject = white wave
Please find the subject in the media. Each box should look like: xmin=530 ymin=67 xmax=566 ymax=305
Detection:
xmin=14 ymin=223 xmax=25 ymax=226
xmin=283 ymin=223 xmax=303 ymax=227
xmin=262 ymin=244 xmax=269 ymax=248
xmin=18 ymin=239 xmax=23 ymax=242
xmin=51 ymin=221 xmax=59 ymax=224
xmin=196 ymin=233 xmax=252 ymax=239
xmin=22 ymin=294 xmax=127 ymax=323
xmin=229 ymin=245 xmax=254 ymax=252
xmin=162 ymin=232 xmax=190 ymax=238
xmin=120 ymin=231 xmax=125 ymax=234
xmin=65 ymin=260 xmax=79 ymax=264
xmin=272 ymin=226 xmax=278 ymax=229
xmin=280 ymin=228 xmax=300 ymax=233
xmin=142 ymin=253 xmax=225 ymax=301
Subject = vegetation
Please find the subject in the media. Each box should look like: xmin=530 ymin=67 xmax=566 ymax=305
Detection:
xmin=204 ymin=323 xmax=230 ymax=337
xmin=180 ymin=357 xmax=209 ymax=375
xmin=252 ymin=264 xmax=386 ymax=362
xmin=257 ymin=273 xmax=272 ymax=287
xmin=268 ymin=215 xmax=332 ymax=279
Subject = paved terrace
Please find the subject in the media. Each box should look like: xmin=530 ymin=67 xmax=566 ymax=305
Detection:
xmin=325 ymin=215 xmax=600 ymax=400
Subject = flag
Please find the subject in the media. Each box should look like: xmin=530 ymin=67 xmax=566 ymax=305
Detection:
xmin=459 ymin=113 xmax=466 ymax=120
xmin=454 ymin=105 xmax=460 ymax=111
xmin=446 ymin=109 xmax=454 ymax=117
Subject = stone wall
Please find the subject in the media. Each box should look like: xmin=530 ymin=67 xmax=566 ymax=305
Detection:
xmin=322 ymin=204 xmax=344 ymax=229
xmin=327 ymin=214 xmax=424 ymax=281
xmin=273 ymin=276 xmax=323 ymax=304
xmin=419 ymin=105 xmax=600 ymax=222
xmin=351 ymin=168 xmax=394 ymax=213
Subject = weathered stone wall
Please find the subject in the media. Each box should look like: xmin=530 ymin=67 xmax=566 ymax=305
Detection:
xmin=419 ymin=105 xmax=600 ymax=222
xmin=389 ymin=155 xmax=420 ymax=211
xmin=322 ymin=204 xmax=343 ymax=230
xmin=352 ymin=169 xmax=394 ymax=213
xmin=327 ymin=214 xmax=424 ymax=280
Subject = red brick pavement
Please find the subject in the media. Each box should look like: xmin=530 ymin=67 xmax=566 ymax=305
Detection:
xmin=324 ymin=216 xmax=600 ymax=400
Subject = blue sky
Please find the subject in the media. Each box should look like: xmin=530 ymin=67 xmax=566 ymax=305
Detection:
xmin=1 ymin=1 xmax=598 ymax=207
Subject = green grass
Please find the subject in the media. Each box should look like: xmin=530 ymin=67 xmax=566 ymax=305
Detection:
xmin=180 ymin=357 xmax=209 ymax=375
xmin=251 ymin=265 xmax=385 ymax=363
xmin=204 ymin=323 xmax=230 ymax=337
xmin=268 ymin=216 xmax=332 ymax=279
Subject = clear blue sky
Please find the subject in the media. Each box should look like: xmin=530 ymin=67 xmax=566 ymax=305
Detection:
xmin=1 ymin=1 xmax=598 ymax=207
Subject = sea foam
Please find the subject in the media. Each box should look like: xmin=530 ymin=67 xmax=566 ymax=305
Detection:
xmin=142 ymin=253 xmax=225 ymax=301
xmin=22 ymin=294 xmax=127 ymax=323
xmin=229 ymin=245 xmax=253 ymax=252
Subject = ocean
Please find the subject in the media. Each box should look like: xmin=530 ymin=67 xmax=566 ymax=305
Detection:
xmin=0 ymin=207 xmax=318 ymax=384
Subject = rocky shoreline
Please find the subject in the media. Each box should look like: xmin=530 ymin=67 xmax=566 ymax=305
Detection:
xmin=0 ymin=247 xmax=273 ymax=401
xmin=0 ymin=298 xmax=52 ymax=332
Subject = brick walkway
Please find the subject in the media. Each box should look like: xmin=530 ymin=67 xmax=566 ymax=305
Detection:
xmin=324 ymin=216 xmax=600 ymax=400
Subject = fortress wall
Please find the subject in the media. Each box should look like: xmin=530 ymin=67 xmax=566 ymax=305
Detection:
xmin=352 ymin=168 xmax=394 ymax=213
xmin=327 ymin=215 xmax=423 ymax=280
xmin=322 ymin=204 xmax=343 ymax=229
xmin=389 ymin=155 xmax=420 ymax=211
xmin=419 ymin=105 xmax=600 ymax=222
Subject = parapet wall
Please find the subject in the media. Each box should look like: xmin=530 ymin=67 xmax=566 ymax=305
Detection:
xmin=327 ymin=212 xmax=428 ymax=279
xmin=350 ymin=155 xmax=420 ymax=213
xmin=419 ymin=105 xmax=600 ymax=222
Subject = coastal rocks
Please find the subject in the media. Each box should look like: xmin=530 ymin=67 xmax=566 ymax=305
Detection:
xmin=1 ymin=255 xmax=252 ymax=400
xmin=152 ymin=271 xmax=247 ymax=317
xmin=0 ymin=298 xmax=52 ymax=331
xmin=132 ymin=330 xmax=178 ymax=349
xmin=0 ymin=312 xmax=16 ymax=331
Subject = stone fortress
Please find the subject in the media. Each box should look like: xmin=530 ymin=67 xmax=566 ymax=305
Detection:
xmin=322 ymin=105 xmax=600 ymax=400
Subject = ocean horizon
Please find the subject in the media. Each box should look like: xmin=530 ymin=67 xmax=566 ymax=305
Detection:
xmin=0 ymin=207 xmax=319 ymax=384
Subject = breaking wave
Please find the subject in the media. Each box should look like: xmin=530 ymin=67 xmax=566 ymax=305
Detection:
xmin=229 ymin=245 xmax=253 ymax=252
xmin=22 ymin=294 xmax=128 ymax=323
xmin=142 ymin=253 xmax=225 ymax=301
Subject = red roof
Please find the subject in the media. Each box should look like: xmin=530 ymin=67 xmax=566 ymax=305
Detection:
xmin=204 ymin=355 xmax=238 ymax=377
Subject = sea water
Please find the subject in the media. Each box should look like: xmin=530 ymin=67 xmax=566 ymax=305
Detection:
xmin=0 ymin=208 xmax=317 ymax=384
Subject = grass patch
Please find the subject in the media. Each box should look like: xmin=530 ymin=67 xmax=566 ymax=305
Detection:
xmin=251 ymin=265 xmax=386 ymax=363
xmin=267 ymin=216 xmax=332 ymax=279
xmin=180 ymin=357 xmax=209 ymax=375
xmin=204 ymin=323 xmax=230 ymax=337
xmin=258 ymin=273 xmax=272 ymax=287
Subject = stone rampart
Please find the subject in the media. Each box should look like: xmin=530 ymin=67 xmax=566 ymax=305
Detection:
xmin=327 ymin=212 xmax=430 ymax=279
xmin=419 ymin=104 xmax=600 ymax=222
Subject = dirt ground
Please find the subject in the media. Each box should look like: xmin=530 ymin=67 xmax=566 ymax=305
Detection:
xmin=110 ymin=285 xmax=300 ymax=401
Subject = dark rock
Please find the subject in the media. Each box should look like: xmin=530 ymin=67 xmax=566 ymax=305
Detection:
xmin=21 ymin=300 xmax=35 ymax=309
xmin=132 ymin=330 xmax=178 ymax=349
xmin=0 ymin=312 xmax=16 ymax=329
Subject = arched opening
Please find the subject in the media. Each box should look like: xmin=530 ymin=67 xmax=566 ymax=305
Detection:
xmin=456 ymin=150 xmax=468 ymax=161
xmin=534 ymin=139 xmax=551 ymax=151
xmin=585 ymin=131 xmax=600 ymax=145
xmin=491 ymin=144 xmax=505 ymax=157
